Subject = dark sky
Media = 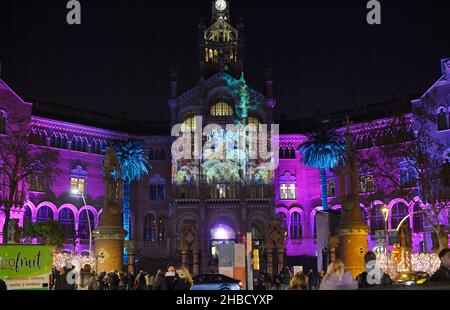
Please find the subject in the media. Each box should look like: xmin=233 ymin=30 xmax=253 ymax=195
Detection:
xmin=0 ymin=0 xmax=449 ymax=121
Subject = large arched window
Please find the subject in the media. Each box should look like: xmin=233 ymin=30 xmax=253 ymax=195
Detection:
xmin=289 ymin=211 xmax=302 ymax=240
xmin=157 ymin=214 xmax=168 ymax=243
xmin=437 ymin=107 xmax=448 ymax=131
xmin=210 ymin=102 xmax=233 ymax=117
xmin=143 ymin=213 xmax=156 ymax=242
xmin=78 ymin=210 xmax=95 ymax=240
xmin=58 ymin=208 xmax=75 ymax=240
xmin=182 ymin=113 xmax=196 ymax=132
xmin=36 ymin=206 xmax=53 ymax=223
xmin=248 ymin=117 xmax=260 ymax=127
xmin=391 ymin=202 xmax=409 ymax=229
xmin=251 ymin=225 xmax=264 ymax=240
xmin=370 ymin=205 xmax=385 ymax=235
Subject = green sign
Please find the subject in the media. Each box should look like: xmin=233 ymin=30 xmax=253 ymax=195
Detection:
xmin=0 ymin=245 xmax=52 ymax=290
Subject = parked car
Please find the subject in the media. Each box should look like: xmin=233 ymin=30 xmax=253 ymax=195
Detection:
xmin=191 ymin=274 xmax=242 ymax=290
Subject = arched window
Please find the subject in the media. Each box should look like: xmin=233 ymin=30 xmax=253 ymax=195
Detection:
xmin=143 ymin=213 xmax=156 ymax=242
xmin=360 ymin=175 xmax=375 ymax=193
xmin=211 ymin=102 xmax=233 ymax=117
xmin=251 ymin=225 xmax=264 ymax=240
xmin=157 ymin=214 xmax=168 ymax=243
xmin=437 ymin=107 xmax=448 ymax=131
xmin=412 ymin=204 xmax=424 ymax=232
xmin=50 ymin=133 xmax=64 ymax=149
xmin=23 ymin=206 xmax=33 ymax=228
xmin=391 ymin=202 xmax=409 ymax=229
xmin=370 ymin=206 xmax=385 ymax=235
xmin=78 ymin=210 xmax=95 ymax=240
xmin=92 ymin=139 xmax=104 ymax=154
xmin=290 ymin=211 xmax=302 ymax=240
xmin=277 ymin=211 xmax=287 ymax=227
xmin=58 ymin=208 xmax=75 ymax=240
xmin=248 ymin=117 xmax=260 ymax=127
xmin=81 ymin=138 xmax=87 ymax=153
xmin=182 ymin=113 xmax=196 ymax=132
xmin=36 ymin=206 xmax=53 ymax=223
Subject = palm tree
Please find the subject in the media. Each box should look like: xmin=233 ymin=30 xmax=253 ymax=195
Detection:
xmin=114 ymin=141 xmax=151 ymax=241
xmin=298 ymin=123 xmax=346 ymax=211
xmin=114 ymin=141 xmax=151 ymax=184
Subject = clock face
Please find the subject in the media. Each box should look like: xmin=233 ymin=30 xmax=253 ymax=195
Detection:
xmin=215 ymin=0 xmax=227 ymax=11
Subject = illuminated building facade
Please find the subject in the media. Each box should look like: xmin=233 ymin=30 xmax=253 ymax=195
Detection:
xmin=0 ymin=1 xmax=449 ymax=275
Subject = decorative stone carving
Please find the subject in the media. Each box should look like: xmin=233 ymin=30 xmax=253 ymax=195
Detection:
xmin=103 ymin=146 xmax=123 ymax=216
xmin=7 ymin=219 xmax=22 ymax=244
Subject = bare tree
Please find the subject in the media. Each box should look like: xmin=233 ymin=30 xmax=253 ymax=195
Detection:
xmin=356 ymin=102 xmax=449 ymax=250
xmin=0 ymin=120 xmax=59 ymax=244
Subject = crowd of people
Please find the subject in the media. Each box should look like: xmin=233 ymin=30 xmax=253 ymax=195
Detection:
xmin=1 ymin=248 xmax=449 ymax=291
xmin=49 ymin=263 xmax=194 ymax=291
xmin=255 ymin=249 xmax=450 ymax=290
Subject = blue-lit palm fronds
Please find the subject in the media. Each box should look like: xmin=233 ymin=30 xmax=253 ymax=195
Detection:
xmin=114 ymin=140 xmax=151 ymax=184
xmin=298 ymin=126 xmax=346 ymax=169
xmin=298 ymin=125 xmax=346 ymax=210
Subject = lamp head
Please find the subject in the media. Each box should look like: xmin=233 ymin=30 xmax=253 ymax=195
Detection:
xmin=71 ymin=189 xmax=80 ymax=195
xmin=381 ymin=206 xmax=389 ymax=221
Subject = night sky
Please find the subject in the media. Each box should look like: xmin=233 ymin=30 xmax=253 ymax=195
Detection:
xmin=0 ymin=0 xmax=449 ymax=121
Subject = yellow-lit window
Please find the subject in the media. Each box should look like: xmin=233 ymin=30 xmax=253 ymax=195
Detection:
xmin=248 ymin=117 xmax=260 ymax=131
xmin=281 ymin=183 xmax=296 ymax=200
xmin=181 ymin=113 xmax=196 ymax=132
xmin=210 ymin=102 xmax=233 ymax=116
xmin=280 ymin=184 xmax=288 ymax=200
xmin=71 ymin=177 xmax=86 ymax=195
xmin=288 ymin=184 xmax=296 ymax=200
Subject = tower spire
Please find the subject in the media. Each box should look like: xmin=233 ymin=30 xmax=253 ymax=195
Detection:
xmin=199 ymin=1 xmax=244 ymax=79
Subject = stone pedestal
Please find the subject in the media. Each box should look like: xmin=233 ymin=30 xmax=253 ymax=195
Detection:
xmin=337 ymin=225 xmax=369 ymax=278
xmin=94 ymin=226 xmax=127 ymax=272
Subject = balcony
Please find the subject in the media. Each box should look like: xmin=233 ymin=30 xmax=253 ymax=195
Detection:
xmin=247 ymin=198 xmax=271 ymax=208
xmin=174 ymin=199 xmax=200 ymax=208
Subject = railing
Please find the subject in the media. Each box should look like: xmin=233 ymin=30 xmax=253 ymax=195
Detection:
xmin=206 ymin=199 xmax=241 ymax=206
xmin=174 ymin=199 xmax=200 ymax=207
xmin=173 ymin=184 xmax=273 ymax=200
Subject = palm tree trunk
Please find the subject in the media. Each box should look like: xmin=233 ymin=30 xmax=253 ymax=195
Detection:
xmin=320 ymin=168 xmax=329 ymax=211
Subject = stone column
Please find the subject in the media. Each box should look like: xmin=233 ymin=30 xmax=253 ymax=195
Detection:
xmin=125 ymin=240 xmax=135 ymax=274
xmin=266 ymin=249 xmax=273 ymax=277
xmin=277 ymin=249 xmax=284 ymax=275
xmin=93 ymin=146 xmax=127 ymax=272
xmin=337 ymin=126 xmax=369 ymax=278
xmin=193 ymin=250 xmax=199 ymax=276
xmin=181 ymin=250 xmax=189 ymax=267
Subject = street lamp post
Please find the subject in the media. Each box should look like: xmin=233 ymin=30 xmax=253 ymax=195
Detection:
xmin=381 ymin=206 xmax=390 ymax=255
xmin=72 ymin=189 xmax=93 ymax=258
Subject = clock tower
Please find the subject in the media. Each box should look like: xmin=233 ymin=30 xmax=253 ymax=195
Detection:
xmin=199 ymin=0 xmax=244 ymax=79
xmin=212 ymin=0 xmax=230 ymax=21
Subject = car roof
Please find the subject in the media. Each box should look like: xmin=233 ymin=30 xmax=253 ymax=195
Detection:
xmin=193 ymin=274 xmax=239 ymax=282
